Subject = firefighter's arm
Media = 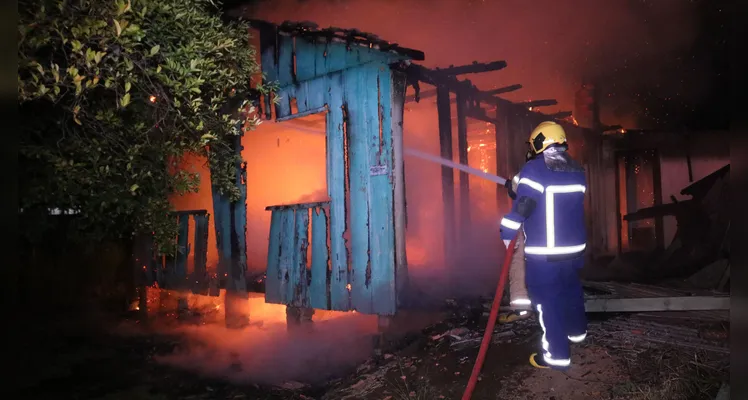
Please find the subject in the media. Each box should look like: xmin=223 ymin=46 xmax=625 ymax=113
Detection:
xmin=500 ymin=168 xmax=544 ymax=243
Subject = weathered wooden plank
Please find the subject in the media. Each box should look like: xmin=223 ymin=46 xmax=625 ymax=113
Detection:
xmin=192 ymin=213 xmax=209 ymax=295
xmin=309 ymin=206 xmax=330 ymax=309
xmin=390 ymin=70 xmax=409 ymax=307
xmin=277 ymin=35 xmax=295 ymax=86
xmin=266 ymin=201 xmax=331 ymax=211
xmin=288 ymin=208 xmax=310 ymax=307
xmin=229 ymin=134 xmax=248 ymax=296
xmin=259 ymin=24 xmax=278 ymax=120
xmin=278 ymin=208 xmax=296 ymax=304
xmin=326 ymin=72 xmax=351 ymax=311
xmin=211 ymin=190 xmax=230 ymax=281
xmin=294 ymin=37 xmax=318 ymax=82
xmin=276 ymin=86 xmax=294 ymax=118
xmin=368 ymin=64 xmax=396 ymax=315
xmin=345 ymin=65 xmax=374 ymax=314
xmin=324 ymin=42 xmax=348 ymax=79
xmin=265 ymin=209 xmax=284 ymax=303
xmin=275 ymin=105 xmax=328 ymax=123
xmin=314 ymin=42 xmax=329 ymax=80
xmin=302 ymin=79 xmax=327 ymax=112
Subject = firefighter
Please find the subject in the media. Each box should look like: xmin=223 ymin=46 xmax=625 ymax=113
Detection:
xmin=498 ymin=162 xmax=534 ymax=324
xmin=498 ymin=121 xmax=588 ymax=370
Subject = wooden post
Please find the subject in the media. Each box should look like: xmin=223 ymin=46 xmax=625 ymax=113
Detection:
xmin=436 ymin=86 xmax=456 ymax=271
xmin=175 ymin=213 xmax=190 ymax=316
xmin=456 ymin=88 xmax=471 ymax=235
xmin=212 ymin=132 xmax=250 ymax=329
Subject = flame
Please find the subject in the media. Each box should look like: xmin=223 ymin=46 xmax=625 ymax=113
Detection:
xmin=136 ymin=286 xmax=360 ymax=323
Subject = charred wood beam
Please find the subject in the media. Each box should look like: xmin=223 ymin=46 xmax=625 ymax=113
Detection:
xmin=547 ymin=111 xmax=573 ymax=119
xmin=485 ymin=84 xmax=522 ymax=95
xmin=456 ymin=87 xmax=471 ymax=236
xmin=433 ymin=61 xmax=508 ymax=76
xmin=405 ymin=88 xmax=437 ymax=104
xmin=519 ymin=99 xmax=558 ymax=108
xmin=465 ymin=107 xmax=498 ymax=125
xmin=406 ymin=64 xmax=574 ymax=127
xmin=436 ymin=86 xmax=456 ymax=271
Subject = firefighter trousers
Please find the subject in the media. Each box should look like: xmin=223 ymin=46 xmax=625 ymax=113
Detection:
xmin=525 ymin=256 xmax=587 ymax=369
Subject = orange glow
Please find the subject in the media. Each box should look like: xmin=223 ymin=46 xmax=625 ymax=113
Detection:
xmin=149 ymin=95 xmax=157 ymax=103
xmin=139 ymin=286 xmax=361 ymax=324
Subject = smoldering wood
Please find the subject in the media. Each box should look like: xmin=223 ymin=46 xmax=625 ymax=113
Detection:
xmin=455 ymin=88 xmax=471 ymax=237
xmin=547 ymin=111 xmax=573 ymax=119
xmin=432 ymin=61 xmax=508 ymax=76
xmin=405 ymin=88 xmax=437 ymax=103
xmin=485 ymin=84 xmax=522 ymax=95
xmin=519 ymin=99 xmax=558 ymax=108
xmin=465 ymin=107 xmax=499 ymax=124
xmin=407 ymin=64 xmax=576 ymax=129
xmin=250 ymin=19 xmax=426 ymax=61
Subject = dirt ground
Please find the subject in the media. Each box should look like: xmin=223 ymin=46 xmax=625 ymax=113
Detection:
xmin=10 ymin=306 xmax=728 ymax=400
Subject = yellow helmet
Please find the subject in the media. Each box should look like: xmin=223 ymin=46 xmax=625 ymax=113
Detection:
xmin=528 ymin=121 xmax=567 ymax=154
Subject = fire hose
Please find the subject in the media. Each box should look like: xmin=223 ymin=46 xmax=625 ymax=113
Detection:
xmin=460 ymin=234 xmax=517 ymax=400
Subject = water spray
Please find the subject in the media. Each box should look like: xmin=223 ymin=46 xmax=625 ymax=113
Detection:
xmin=403 ymin=148 xmax=508 ymax=185
xmin=282 ymin=121 xmax=510 ymax=185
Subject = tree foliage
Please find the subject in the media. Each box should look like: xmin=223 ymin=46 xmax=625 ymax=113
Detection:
xmin=18 ymin=0 xmax=270 ymax=252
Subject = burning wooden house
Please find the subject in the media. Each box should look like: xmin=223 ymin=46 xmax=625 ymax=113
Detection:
xmin=141 ymin=20 xmax=669 ymax=321
xmin=246 ymin=21 xmax=615 ymax=316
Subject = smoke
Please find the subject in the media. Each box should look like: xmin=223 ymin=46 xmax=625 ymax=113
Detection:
xmin=118 ymin=290 xmax=380 ymax=385
xmin=235 ymin=0 xmax=705 ymax=129
xmin=155 ymin=313 xmax=377 ymax=385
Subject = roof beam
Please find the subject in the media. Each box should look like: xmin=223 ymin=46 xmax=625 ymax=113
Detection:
xmin=432 ymin=61 xmax=508 ymax=76
xmin=519 ymin=99 xmax=558 ymax=108
xmin=404 ymin=64 xmax=576 ymax=128
xmin=485 ymin=84 xmax=522 ymax=95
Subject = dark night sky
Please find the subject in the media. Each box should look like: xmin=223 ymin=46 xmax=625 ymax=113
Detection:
xmin=225 ymin=0 xmax=730 ymax=132
xmin=593 ymin=0 xmax=730 ymax=131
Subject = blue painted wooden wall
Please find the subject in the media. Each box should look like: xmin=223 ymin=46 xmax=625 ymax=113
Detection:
xmin=259 ymin=28 xmax=410 ymax=315
xmin=210 ymin=133 xmax=248 ymax=299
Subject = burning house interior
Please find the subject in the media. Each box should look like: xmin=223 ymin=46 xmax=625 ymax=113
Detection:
xmin=15 ymin=0 xmax=731 ymax=399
